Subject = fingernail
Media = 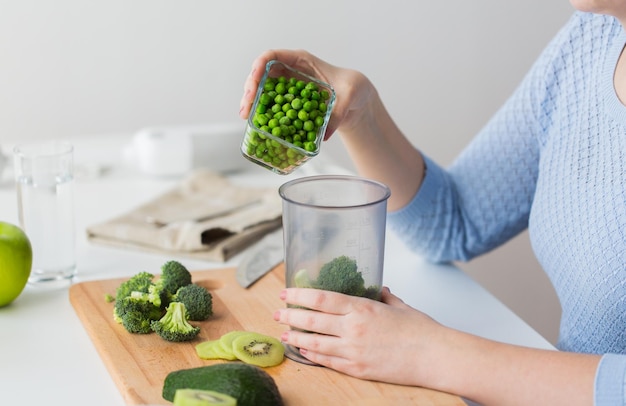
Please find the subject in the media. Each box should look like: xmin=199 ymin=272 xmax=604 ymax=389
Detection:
xmin=279 ymin=290 xmax=287 ymax=300
xmin=273 ymin=310 xmax=281 ymax=321
xmin=280 ymin=331 xmax=289 ymax=342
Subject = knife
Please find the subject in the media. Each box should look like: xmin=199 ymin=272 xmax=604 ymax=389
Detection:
xmin=236 ymin=228 xmax=284 ymax=288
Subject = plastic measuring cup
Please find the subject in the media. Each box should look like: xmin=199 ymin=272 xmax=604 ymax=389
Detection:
xmin=278 ymin=175 xmax=391 ymax=364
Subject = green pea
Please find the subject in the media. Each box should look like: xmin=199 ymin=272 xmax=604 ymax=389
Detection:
xmin=300 ymin=88 xmax=312 ymax=99
xmin=303 ymin=120 xmax=314 ymax=132
xmin=286 ymin=109 xmax=298 ymax=120
xmin=259 ymin=93 xmax=272 ymax=106
xmin=264 ymin=81 xmax=275 ymax=92
xmin=275 ymin=82 xmax=286 ymax=95
xmin=306 ymin=131 xmax=316 ymax=141
xmin=249 ymin=131 xmax=260 ymax=143
xmin=315 ymin=116 xmax=325 ymax=127
xmin=271 ymin=103 xmax=282 ymax=114
xmin=271 ymin=127 xmax=282 ymax=137
xmin=297 ymin=110 xmax=309 ymax=121
xmin=274 ymin=94 xmax=285 ymax=105
xmin=291 ymin=98 xmax=303 ymax=110
xmin=268 ymin=118 xmax=279 ymax=129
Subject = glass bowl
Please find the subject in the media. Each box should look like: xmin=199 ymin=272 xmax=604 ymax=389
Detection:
xmin=241 ymin=60 xmax=336 ymax=175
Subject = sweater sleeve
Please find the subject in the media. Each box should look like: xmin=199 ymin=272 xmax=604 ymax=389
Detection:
xmin=595 ymin=354 xmax=626 ymax=405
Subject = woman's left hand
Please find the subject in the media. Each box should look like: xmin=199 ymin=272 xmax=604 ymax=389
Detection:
xmin=273 ymin=287 xmax=443 ymax=386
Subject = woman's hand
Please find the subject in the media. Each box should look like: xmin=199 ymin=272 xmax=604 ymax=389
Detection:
xmin=274 ymin=287 xmax=601 ymax=405
xmin=273 ymin=287 xmax=443 ymax=386
xmin=239 ymin=49 xmax=375 ymax=141
xmin=239 ymin=49 xmax=425 ymax=211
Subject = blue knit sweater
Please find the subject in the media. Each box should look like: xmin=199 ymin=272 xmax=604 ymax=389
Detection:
xmin=388 ymin=12 xmax=626 ymax=404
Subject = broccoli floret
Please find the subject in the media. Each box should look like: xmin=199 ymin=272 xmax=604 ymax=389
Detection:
xmin=121 ymin=311 xmax=154 ymax=334
xmin=115 ymin=271 xmax=155 ymax=300
xmin=174 ymin=284 xmax=213 ymax=321
xmin=161 ymin=260 xmax=193 ymax=292
xmin=316 ymin=255 xmax=366 ymax=297
xmin=113 ymin=271 xmax=163 ymax=328
xmin=151 ymin=301 xmax=200 ymax=342
xmin=152 ymin=260 xmax=193 ymax=309
xmin=115 ymin=291 xmax=164 ymax=333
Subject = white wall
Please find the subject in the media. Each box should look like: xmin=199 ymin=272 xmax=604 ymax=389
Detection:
xmin=0 ymin=0 xmax=575 ymax=343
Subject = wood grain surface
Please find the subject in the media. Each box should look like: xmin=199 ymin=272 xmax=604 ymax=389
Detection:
xmin=69 ymin=264 xmax=465 ymax=405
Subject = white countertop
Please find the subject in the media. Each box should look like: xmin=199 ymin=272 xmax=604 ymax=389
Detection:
xmin=0 ymin=134 xmax=554 ymax=405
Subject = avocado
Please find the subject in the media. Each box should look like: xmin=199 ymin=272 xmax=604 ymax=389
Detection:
xmin=162 ymin=363 xmax=283 ymax=406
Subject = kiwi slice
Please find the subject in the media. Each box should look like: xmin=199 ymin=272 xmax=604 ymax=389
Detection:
xmin=232 ymin=332 xmax=285 ymax=367
xmin=218 ymin=330 xmax=248 ymax=356
xmin=173 ymin=388 xmax=237 ymax=406
xmin=196 ymin=339 xmax=237 ymax=361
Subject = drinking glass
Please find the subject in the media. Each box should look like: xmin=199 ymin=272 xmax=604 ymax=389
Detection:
xmin=13 ymin=141 xmax=76 ymax=287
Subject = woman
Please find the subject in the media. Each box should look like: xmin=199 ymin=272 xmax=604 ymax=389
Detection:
xmin=239 ymin=2 xmax=625 ymax=405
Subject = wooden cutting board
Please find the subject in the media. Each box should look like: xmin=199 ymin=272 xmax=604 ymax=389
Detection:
xmin=69 ymin=264 xmax=465 ymax=405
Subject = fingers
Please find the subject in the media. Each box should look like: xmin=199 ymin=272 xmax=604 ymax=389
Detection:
xmin=280 ymin=288 xmax=354 ymax=314
xmin=239 ymin=49 xmax=313 ymax=119
xmin=279 ymin=329 xmax=347 ymax=369
xmin=274 ymin=305 xmax=342 ymax=337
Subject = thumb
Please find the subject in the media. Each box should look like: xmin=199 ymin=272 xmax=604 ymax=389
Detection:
xmin=381 ymin=286 xmax=408 ymax=308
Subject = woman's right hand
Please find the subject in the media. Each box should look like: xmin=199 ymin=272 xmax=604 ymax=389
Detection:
xmin=239 ymin=49 xmax=376 ymax=141
xmin=240 ymin=49 xmax=425 ymax=211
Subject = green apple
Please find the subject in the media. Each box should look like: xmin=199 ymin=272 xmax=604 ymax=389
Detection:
xmin=0 ymin=221 xmax=32 ymax=307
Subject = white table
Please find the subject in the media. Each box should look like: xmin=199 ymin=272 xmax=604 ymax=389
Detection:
xmin=0 ymin=135 xmax=554 ymax=406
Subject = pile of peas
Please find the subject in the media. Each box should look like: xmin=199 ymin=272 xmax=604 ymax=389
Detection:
xmin=244 ymin=75 xmax=331 ymax=170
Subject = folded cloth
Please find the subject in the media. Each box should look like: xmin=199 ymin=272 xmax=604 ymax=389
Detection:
xmin=86 ymin=169 xmax=283 ymax=262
